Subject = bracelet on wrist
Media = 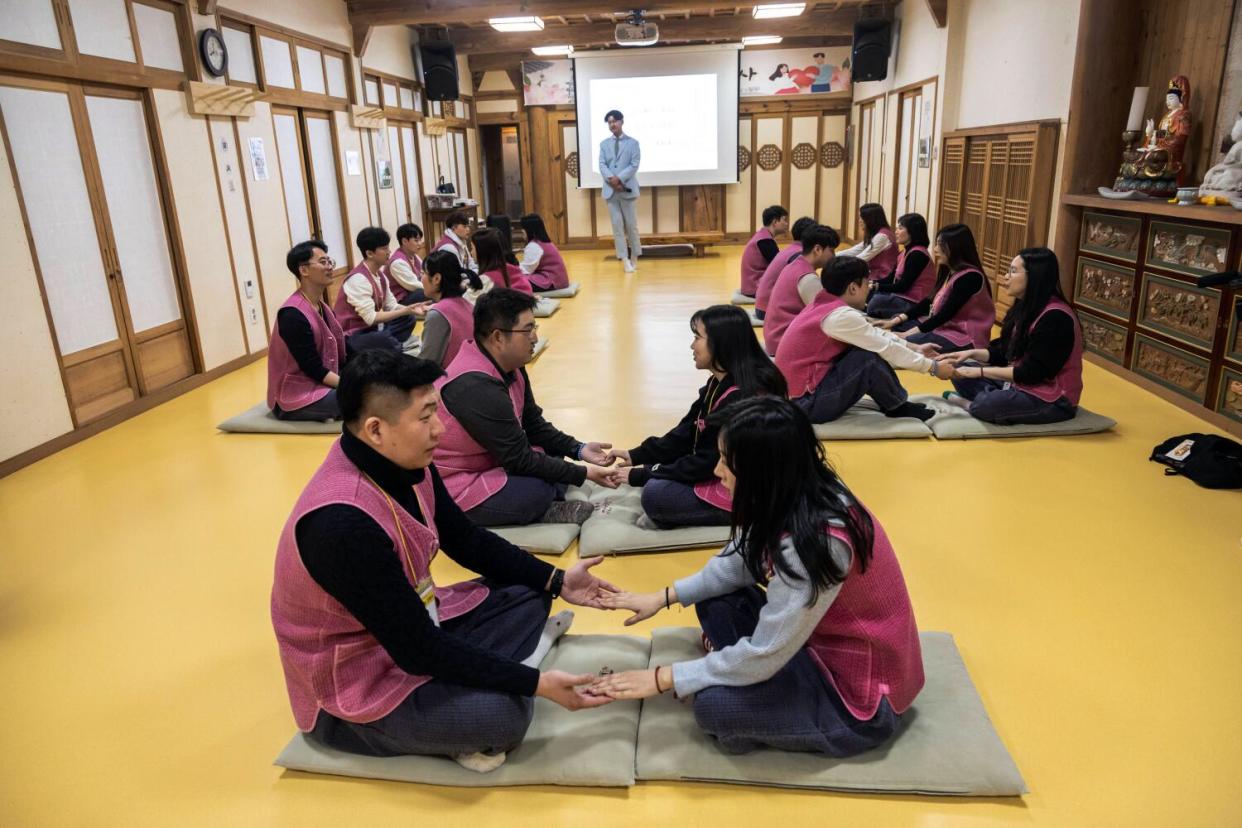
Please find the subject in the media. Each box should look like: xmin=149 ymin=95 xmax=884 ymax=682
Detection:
xmin=549 ymin=568 xmax=565 ymax=598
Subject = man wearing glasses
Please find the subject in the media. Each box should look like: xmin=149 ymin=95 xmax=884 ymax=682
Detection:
xmin=433 ymin=289 xmax=619 ymax=526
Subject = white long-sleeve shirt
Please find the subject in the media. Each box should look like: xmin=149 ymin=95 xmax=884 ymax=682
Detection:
xmin=439 ymin=228 xmax=477 ymax=271
xmin=519 ymin=240 xmax=543 ymax=275
xmin=387 ymin=255 xmax=422 ymax=292
xmin=342 ymin=266 xmax=400 ymax=327
xmin=841 ymin=232 xmax=892 ymax=262
xmin=821 ymin=303 xmax=933 ymax=373
xmin=796 ymin=272 xmax=822 ymax=306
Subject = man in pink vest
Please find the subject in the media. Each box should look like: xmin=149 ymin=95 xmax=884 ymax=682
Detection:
xmin=433 ymin=211 xmax=478 ymax=272
xmin=271 ymin=349 xmax=619 ymax=771
xmin=333 ymin=226 xmax=421 ymax=355
xmin=738 ymin=205 xmax=788 ymax=298
xmin=435 ymin=289 xmax=619 ymax=526
xmin=755 ymin=216 xmax=815 ymax=320
xmin=775 ymin=256 xmax=953 ymax=423
xmin=762 ymin=223 xmax=839 ymax=356
xmin=385 ymin=222 xmax=426 ymax=304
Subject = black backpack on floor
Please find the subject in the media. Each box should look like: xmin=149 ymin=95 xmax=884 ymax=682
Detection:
xmin=1150 ymin=433 xmax=1242 ymax=490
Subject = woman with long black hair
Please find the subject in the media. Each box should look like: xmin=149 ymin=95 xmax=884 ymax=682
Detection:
xmin=864 ymin=212 xmax=936 ymax=319
xmin=841 ymin=202 xmax=898 ymax=283
xmin=518 ymin=212 xmax=572 ymax=292
xmin=418 ymin=249 xmax=485 ymax=368
xmin=935 ymin=247 xmax=1084 ymax=424
xmin=884 ymin=223 xmax=995 ymax=353
xmin=606 ymin=305 xmax=787 ymax=529
xmin=473 ymin=226 xmax=534 ymax=295
xmin=591 ymin=396 xmax=924 ymax=757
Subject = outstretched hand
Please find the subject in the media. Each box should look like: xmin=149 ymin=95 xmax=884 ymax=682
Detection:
xmin=536 ymin=671 xmax=613 ymax=710
xmin=588 ymin=668 xmax=662 ymax=701
xmin=596 ymin=590 xmax=665 ymax=626
xmin=561 ymin=556 xmax=621 ymax=609
xmin=604 ymin=447 xmax=632 ymax=465
xmin=580 ymin=442 xmax=615 ymax=466
xmin=585 ymin=464 xmax=619 ymax=488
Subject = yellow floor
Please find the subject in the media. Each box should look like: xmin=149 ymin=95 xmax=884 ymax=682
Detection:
xmin=2 ymin=247 xmax=1240 ymax=826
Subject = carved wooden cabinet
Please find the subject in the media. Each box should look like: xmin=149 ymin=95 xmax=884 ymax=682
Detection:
xmin=1064 ymin=197 xmax=1241 ymax=428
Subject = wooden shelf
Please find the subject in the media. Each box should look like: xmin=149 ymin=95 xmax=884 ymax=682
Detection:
xmin=1062 ymin=193 xmax=1242 ymax=227
xmin=349 ymin=105 xmax=386 ymax=130
xmin=183 ymin=81 xmax=263 ymax=118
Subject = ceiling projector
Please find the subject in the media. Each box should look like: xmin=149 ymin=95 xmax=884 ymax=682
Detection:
xmin=615 ymin=12 xmax=658 ymax=46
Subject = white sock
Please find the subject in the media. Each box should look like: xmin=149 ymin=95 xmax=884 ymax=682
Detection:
xmin=521 ymin=610 xmax=574 ymax=668
xmin=453 ymin=751 xmax=507 ymax=773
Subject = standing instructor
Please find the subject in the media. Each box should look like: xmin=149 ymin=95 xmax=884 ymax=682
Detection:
xmin=598 ymin=110 xmax=641 ymax=273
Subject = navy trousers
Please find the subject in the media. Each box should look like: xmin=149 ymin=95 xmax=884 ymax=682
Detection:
xmin=951 ymin=364 xmax=1076 ymax=425
xmin=641 ymin=479 xmax=731 ymax=528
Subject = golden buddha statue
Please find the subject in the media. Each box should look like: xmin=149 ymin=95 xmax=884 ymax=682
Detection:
xmin=1115 ymin=76 xmax=1192 ymax=198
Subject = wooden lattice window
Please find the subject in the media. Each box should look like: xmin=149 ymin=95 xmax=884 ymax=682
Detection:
xmin=819 ymin=141 xmax=845 ymax=168
xmin=756 ymin=144 xmax=782 ymax=171
xmin=737 ymin=145 xmax=751 ymax=173
xmin=791 ymin=142 xmax=816 ymax=169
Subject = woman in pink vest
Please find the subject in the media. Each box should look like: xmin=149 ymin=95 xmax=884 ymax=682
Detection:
xmin=418 ymin=250 xmax=484 ymax=368
xmin=737 ymin=205 xmax=789 ymax=298
xmin=762 ymin=224 xmax=839 ymax=356
xmin=841 ymin=203 xmax=899 ymax=283
xmin=865 ymin=212 xmax=936 ymax=319
xmin=606 ymin=305 xmax=787 ymax=528
xmin=755 ymin=216 xmax=816 ymax=321
xmin=518 ymin=213 xmax=572 ymax=292
xmin=936 ymin=247 xmax=1084 ymax=424
xmin=473 ymin=226 xmax=533 ymax=295
xmin=891 ymin=223 xmax=996 ymax=353
xmin=268 ymin=240 xmax=348 ymax=421
xmin=590 ymin=396 xmax=924 ymax=757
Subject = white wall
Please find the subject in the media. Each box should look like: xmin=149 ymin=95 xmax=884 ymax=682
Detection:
xmin=364 ymin=26 xmax=417 ymax=80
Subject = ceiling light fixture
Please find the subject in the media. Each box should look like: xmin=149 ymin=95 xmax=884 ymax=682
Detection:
xmin=488 ymin=16 xmax=545 ymax=32
xmin=752 ymin=3 xmax=806 ymax=19
xmin=532 ymin=44 xmax=573 ymax=56
xmin=741 ymin=35 xmax=783 ymax=46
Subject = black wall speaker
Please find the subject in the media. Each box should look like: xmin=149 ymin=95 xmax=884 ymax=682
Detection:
xmin=852 ymin=19 xmax=892 ymax=83
xmin=420 ymin=40 xmax=459 ymax=101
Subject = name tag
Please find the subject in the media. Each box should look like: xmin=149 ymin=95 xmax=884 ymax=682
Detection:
xmin=417 ymin=576 xmax=440 ymax=627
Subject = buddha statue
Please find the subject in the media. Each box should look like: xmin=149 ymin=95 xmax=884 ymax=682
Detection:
xmin=1115 ymin=76 xmax=1192 ymax=198
xmin=1199 ymin=110 xmax=1242 ymax=200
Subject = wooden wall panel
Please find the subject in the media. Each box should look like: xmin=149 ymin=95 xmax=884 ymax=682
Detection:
xmin=753 ymin=116 xmax=783 ymax=228
xmin=787 ymin=115 xmax=819 ymax=223
xmin=561 ymin=123 xmax=593 ymax=240
xmin=819 ymin=113 xmax=847 ymax=232
xmin=681 ymin=185 xmax=722 ymax=233
xmin=725 ymin=116 xmax=752 ymax=234
xmin=655 ymin=187 xmax=680 ymax=233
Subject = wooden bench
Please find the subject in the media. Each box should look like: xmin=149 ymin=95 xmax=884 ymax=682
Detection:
xmin=640 ymin=231 xmax=726 ymax=258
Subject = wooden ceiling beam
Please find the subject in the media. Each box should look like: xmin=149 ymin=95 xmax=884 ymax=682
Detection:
xmin=924 ymin=0 xmax=947 ymax=28
xmin=443 ymin=9 xmax=865 ymax=54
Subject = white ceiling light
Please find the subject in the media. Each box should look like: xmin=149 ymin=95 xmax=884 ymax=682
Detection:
xmin=752 ymin=3 xmax=806 ymax=19
xmin=741 ymin=35 xmax=783 ymax=46
xmin=489 ymin=16 xmax=545 ymax=32
xmin=532 ymin=44 xmax=573 ymax=56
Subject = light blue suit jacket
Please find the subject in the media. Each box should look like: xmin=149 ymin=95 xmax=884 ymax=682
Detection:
xmin=598 ymin=133 xmax=640 ymax=201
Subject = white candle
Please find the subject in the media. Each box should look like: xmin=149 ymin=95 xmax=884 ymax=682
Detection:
xmin=1125 ymin=87 xmax=1149 ymax=132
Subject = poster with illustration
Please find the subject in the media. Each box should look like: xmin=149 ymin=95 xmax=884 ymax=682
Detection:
xmin=523 ymin=60 xmax=575 ymax=105
xmin=739 ymin=47 xmax=852 ymax=97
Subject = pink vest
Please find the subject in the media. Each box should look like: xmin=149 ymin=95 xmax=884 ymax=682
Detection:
xmin=925 ymin=267 xmax=995 ymax=348
xmin=434 ymin=232 xmax=467 ymax=263
xmin=384 ymin=248 xmax=422 ymax=302
xmin=432 ymin=341 xmax=527 ymax=511
xmin=428 ymin=296 xmax=475 ymax=368
xmin=528 ymin=241 xmax=569 ymax=291
xmin=332 ymin=262 xmax=388 ymax=336
xmin=485 ymin=263 xmax=534 ymax=296
xmin=893 ymin=245 xmax=936 ymax=302
xmin=739 ymin=227 xmax=775 ymax=296
xmin=691 ymin=384 xmax=740 ymax=510
xmin=866 ymin=227 xmax=899 ymax=282
xmin=805 ymin=514 xmax=924 ymax=719
xmin=267 ymin=292 xmax=346 ymax=412
xmin=774 ymin=293 xmax=851 ymax=398
xmin=1014 ymin=300 xmax=1084 ymax=406
xmin=763 ymin=253 xmax=817 ymax=356
xmin=271 ymin=441 xmax=489 ymax=730
xmin=755 ymin=242 xmax=802 ymax=313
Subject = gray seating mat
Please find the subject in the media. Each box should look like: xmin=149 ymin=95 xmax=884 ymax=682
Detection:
xmin=537 ymin=282 xmax=580 ymax=298
xmin=533 ymin=297 xmax=561 ymax=318
xmin=275 ymin=634 xmax=649 ymax=788
xmin=731 ymin=290 xmax=756 ymax=305
xmin=911 ymin=394 xmax=1117 ymax=440
xmin=636 ymin=627 xmax=1027 ymax=797
xmin=811 ymin=397 xmax=933 ymax=440
xmin=489 ymin=522 xmax=579 ymax=555
xmin=567 ymin=482 xmax=732 ymax=556
xmin=217 ymin=403 xmax=340 ymax=434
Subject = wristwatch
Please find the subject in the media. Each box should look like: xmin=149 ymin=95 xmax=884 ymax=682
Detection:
xmin=549 ymin=568 xmax=566 ymax=598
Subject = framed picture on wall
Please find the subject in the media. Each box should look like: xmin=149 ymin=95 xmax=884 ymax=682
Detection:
xmin=377 ymin=159 xmax=393 ymax=189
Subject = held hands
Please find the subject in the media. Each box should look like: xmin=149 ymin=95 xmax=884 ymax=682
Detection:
xmin=596 ymin=590 xmax=666 ymax=626
xmin=560 ymin=556 xmax=621 ymax=609
xmin=937 ymin=349 xmax=976 ymax=366
xmin=588 ymin=667 xmax=666 ymax=701
xmin=606 ymin=465 xmax=635 ymax=486
xmin=407 ymin=301 xmax=433 ymax=317
xmin=912 ymin=342 xmax=941 ymax=358
xmin=931 ymin=360 xmax=956 ymax=381
xmin=585 ymin=464 xmax=620 ymax=488
xmin=603 ymin=447 xmax=632 ymax=465
xmin=894 ymin=328 xmax=914 ymax=340
xmin=873 ymin=316 xmax=902 ymax=330
xmin=536 ymin=670 xmax=613 ymax=710
xmin=579 ymin=442 xmax=616 ymax=466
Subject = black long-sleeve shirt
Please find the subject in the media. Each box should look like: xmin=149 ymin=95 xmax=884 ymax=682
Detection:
xmin=912 ymin=270 xmax=987 ymax=332
xmin=987 ymin=309 xmax=1075 ymax=385
xmin=296 ymin=428 xmax=556 ymax=697
xmin=628 ymin=375 xmax=736 ymax=487
xmin=277 ymin=306 xmax=331 ymax=383
xmin=439 ymin=349 xmax=586 ymax=486
xmin=872 ymin=249 xmax=931 ymax=295
xmin=757 ymin=237 xmax=780 ymax=265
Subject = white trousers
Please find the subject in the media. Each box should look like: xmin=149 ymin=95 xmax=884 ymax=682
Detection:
xmin=605 ymin=196 xmax=642 ymax=261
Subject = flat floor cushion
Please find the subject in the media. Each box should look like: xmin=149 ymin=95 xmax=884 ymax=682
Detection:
xmin=745 ymin=308 xmax=763 ymax=328
xmin=533 ymin=297 xmax=561 ymax=318
xmin=811 ymin=398 xmax=933 ymax=441
xmin=566 ymin=482 xmax=732 ymax=556
xmin=537 ymin=282 xmax=580 ymax=299
xmin=731 ymin=290 xmax=756 ymax=305
xmin=910 ymin=394 xmax=1117 ymax=440
xmin=217 ymin=404 xmax=340 ymax=434
xmin=636 ymin=628 xmax=1027 ymax=797
xmin=275 ymin=634 xmax=649 ymax=788
xmin=488 ymin=523 xmax=579 ymax=556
